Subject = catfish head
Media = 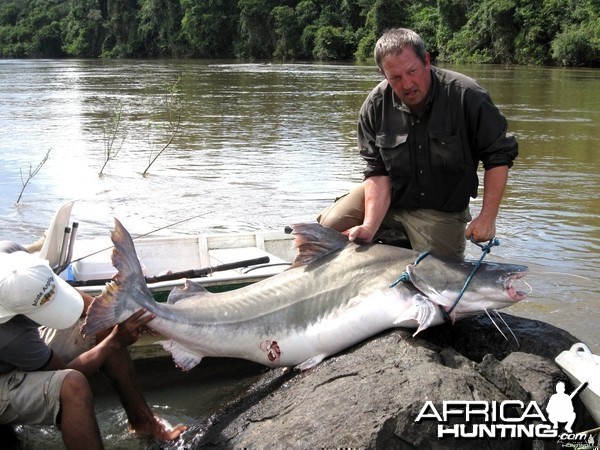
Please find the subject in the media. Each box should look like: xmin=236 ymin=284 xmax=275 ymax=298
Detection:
xmin=405 ymin=256 xmax=528 ymax=322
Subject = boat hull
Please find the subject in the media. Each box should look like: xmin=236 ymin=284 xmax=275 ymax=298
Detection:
xmin=66 ymin=231 xmax=295 ymax=299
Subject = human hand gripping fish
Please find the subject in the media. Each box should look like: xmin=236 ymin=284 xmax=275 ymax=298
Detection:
xmin=111 ymin=308 xmax=156 ymax=347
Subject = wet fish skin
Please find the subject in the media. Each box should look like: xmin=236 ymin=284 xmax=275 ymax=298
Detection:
xmin=81 ymin=220 xmax=528 ymax=371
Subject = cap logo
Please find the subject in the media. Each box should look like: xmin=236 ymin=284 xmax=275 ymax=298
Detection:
xmin=33 ymin=276 xmax=56 ymax=308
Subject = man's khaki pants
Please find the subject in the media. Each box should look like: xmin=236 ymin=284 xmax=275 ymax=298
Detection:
xmin=317 ymin=183 xmax=471 ymax=259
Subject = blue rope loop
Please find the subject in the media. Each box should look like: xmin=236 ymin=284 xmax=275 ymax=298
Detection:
xmin=440 ymin=237 xmax=500 ymax=322
xmin=470 ymin=236 xmax=500 ymax=254
xmin=389 ymin=251 xmax=430 ymax=288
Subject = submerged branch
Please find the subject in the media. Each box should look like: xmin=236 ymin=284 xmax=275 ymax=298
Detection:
xmin=99 ymin=101 xmax=127 ymax=177
xmin=142 ymin=79 xmax=182 ymax=177
xmin=15 ymin=148 xmax=51 ymax=205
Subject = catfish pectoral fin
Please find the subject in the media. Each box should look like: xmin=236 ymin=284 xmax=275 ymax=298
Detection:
xmin=161 ymin=340 xmax=204 ymax=372
xmin=294 ymin=354 xmax=327 ymax=371
xmin=392 ymin=293 xmax=439 ymax=336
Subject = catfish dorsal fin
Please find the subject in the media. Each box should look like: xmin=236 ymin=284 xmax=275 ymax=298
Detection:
xmin=167 ymin=279 xmax=212 ymax=304
xmin=289 ymin=223 xmax=349 ymax=268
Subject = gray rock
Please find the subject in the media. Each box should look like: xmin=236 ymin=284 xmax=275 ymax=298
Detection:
xmin=182 ymin=314 xmax=595 ymax=449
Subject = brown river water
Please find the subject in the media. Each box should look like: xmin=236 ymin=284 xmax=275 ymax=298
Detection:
xmin=0 ymin=60 xmax=598 ymax=448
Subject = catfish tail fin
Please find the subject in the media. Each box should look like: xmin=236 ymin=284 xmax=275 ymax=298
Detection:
xmin=81 ymin=218 xmax=154 ymax=336
xmin=81 ymin=281 xmax=122 ymax=336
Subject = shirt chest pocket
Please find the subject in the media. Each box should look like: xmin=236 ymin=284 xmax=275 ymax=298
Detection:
xmin=429 ymin=132 xmax=465 ymax=173
xmin=376 ymin=133 xmax=411 ymax=177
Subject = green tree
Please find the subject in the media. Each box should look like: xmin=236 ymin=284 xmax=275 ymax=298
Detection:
xmin=236 ymin=0 xmax=273 ymax=59
xmin=313 ymin=25 xmax=353 ymax=60
xmin=181 ymin=0 xmax=237 ymax=58
xmin=296 ymin=0 xmax=319 ymax=58
xmin=295 ymin=0 xmax=318 ymax=28
xmin=513 ymin=0 xmax=564 ymax=65
xmin=551 ymin=0 xmax=600 ymax=66
xmin=25 ymin=5 xmax=57 ymax=57
xmin=0 ymin=0 xmax=598 ymax=66
xmin=354 ymin=0 xmax=410 ymax=61
xmin=316 ymin=3 xmax=342 ymax=28
xmin=32 ymin=20 xmax=63 ymax=57
xmin=340 ymin=0 xmax=363 ymax=30
xmin=138 ymin=0 xmax=185 ymax=57
xmin=62 ymin=0 xmax=104 ymax=57
xmin=435 ymin=0 xmax=471 ymax=61
xmin=552 ymin=20 xmax=600 ymax=67
xmin=407 ymin=4 xmax=440 ymax=60
xmin=272 ymin=5 xmax=300 ymax=59
xmin=0 ymin=1 xmax=20 ymax=26
xmin=447 ymin=0 xmax=519 ymax=63
xmin=102 ymin=0 xmax=139 ymax=57
xmin=0 ymin=0 xmax=67 ymax=57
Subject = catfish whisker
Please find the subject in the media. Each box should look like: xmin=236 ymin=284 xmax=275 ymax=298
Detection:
xmin=485 ymin=308 xmax=508 ymax=341
xmin=493 ymin=310 xmax=520 ymax=347
xmin=516 ymin=279 xmax=533 ymax=295
xmin=534 ymin=272 xmax=592 ymax=282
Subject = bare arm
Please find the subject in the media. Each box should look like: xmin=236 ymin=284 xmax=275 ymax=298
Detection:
xmin=466 ymin=165 xmax=509 ymax=242
xmin=346 ymin=175 xmax=391 ymax=242
xmin=43 ymin=309 xmax=155 ymax=377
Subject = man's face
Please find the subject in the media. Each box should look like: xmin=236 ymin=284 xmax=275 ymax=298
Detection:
xmin=381 ymin=46 xmax=431 ymax=114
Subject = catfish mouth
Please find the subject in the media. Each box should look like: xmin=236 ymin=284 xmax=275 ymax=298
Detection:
xmin=505 ymin=269 xmax=529 ymax=301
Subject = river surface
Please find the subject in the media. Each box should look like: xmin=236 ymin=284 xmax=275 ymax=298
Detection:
xmin=0 ymin=60 xmax=598 ymax=448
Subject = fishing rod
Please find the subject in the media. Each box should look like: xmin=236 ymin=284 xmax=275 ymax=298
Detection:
xmin=66 ymin=255 xmax=271 ymax=287
xmin=54 ymin=211 xmax=215 ymax=274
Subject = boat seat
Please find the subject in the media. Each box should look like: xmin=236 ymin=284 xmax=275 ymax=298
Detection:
xmin=37 ymin=200 xmax=76 ymax=267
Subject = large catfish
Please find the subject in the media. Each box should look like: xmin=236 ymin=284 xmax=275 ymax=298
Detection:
xmin=82 ymin=219 xmax=528 ymax=371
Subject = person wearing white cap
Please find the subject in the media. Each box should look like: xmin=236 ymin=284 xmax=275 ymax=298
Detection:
xmin=0 ymin=244 xmax=187 ymax=448
xmin=0 ymin=250 xmax=85 ymax=329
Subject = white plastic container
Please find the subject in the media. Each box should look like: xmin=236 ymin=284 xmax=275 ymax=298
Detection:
xmin=71 ymin=249 xmax=146 ymax=281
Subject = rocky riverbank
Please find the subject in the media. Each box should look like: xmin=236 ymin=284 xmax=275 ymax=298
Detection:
xmin=184 ymin=314 xmax=595 ymax=449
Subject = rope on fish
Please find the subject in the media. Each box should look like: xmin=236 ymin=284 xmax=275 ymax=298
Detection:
xmin=440 ymin=237 xmax=500 ymax=322
xmin=389 ymin=251 xmax=430 ymax=288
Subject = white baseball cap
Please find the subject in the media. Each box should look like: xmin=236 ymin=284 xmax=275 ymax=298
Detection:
xmin=0 ymin=251 xmax=84 ymax=329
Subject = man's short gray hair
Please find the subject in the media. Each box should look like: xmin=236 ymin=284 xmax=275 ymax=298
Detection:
xmin=374 ymin=28 xmax=427 ymax=69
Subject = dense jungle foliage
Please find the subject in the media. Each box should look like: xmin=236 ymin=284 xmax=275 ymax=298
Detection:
xmin=0 ymin=0 xmax=598 ymax=66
